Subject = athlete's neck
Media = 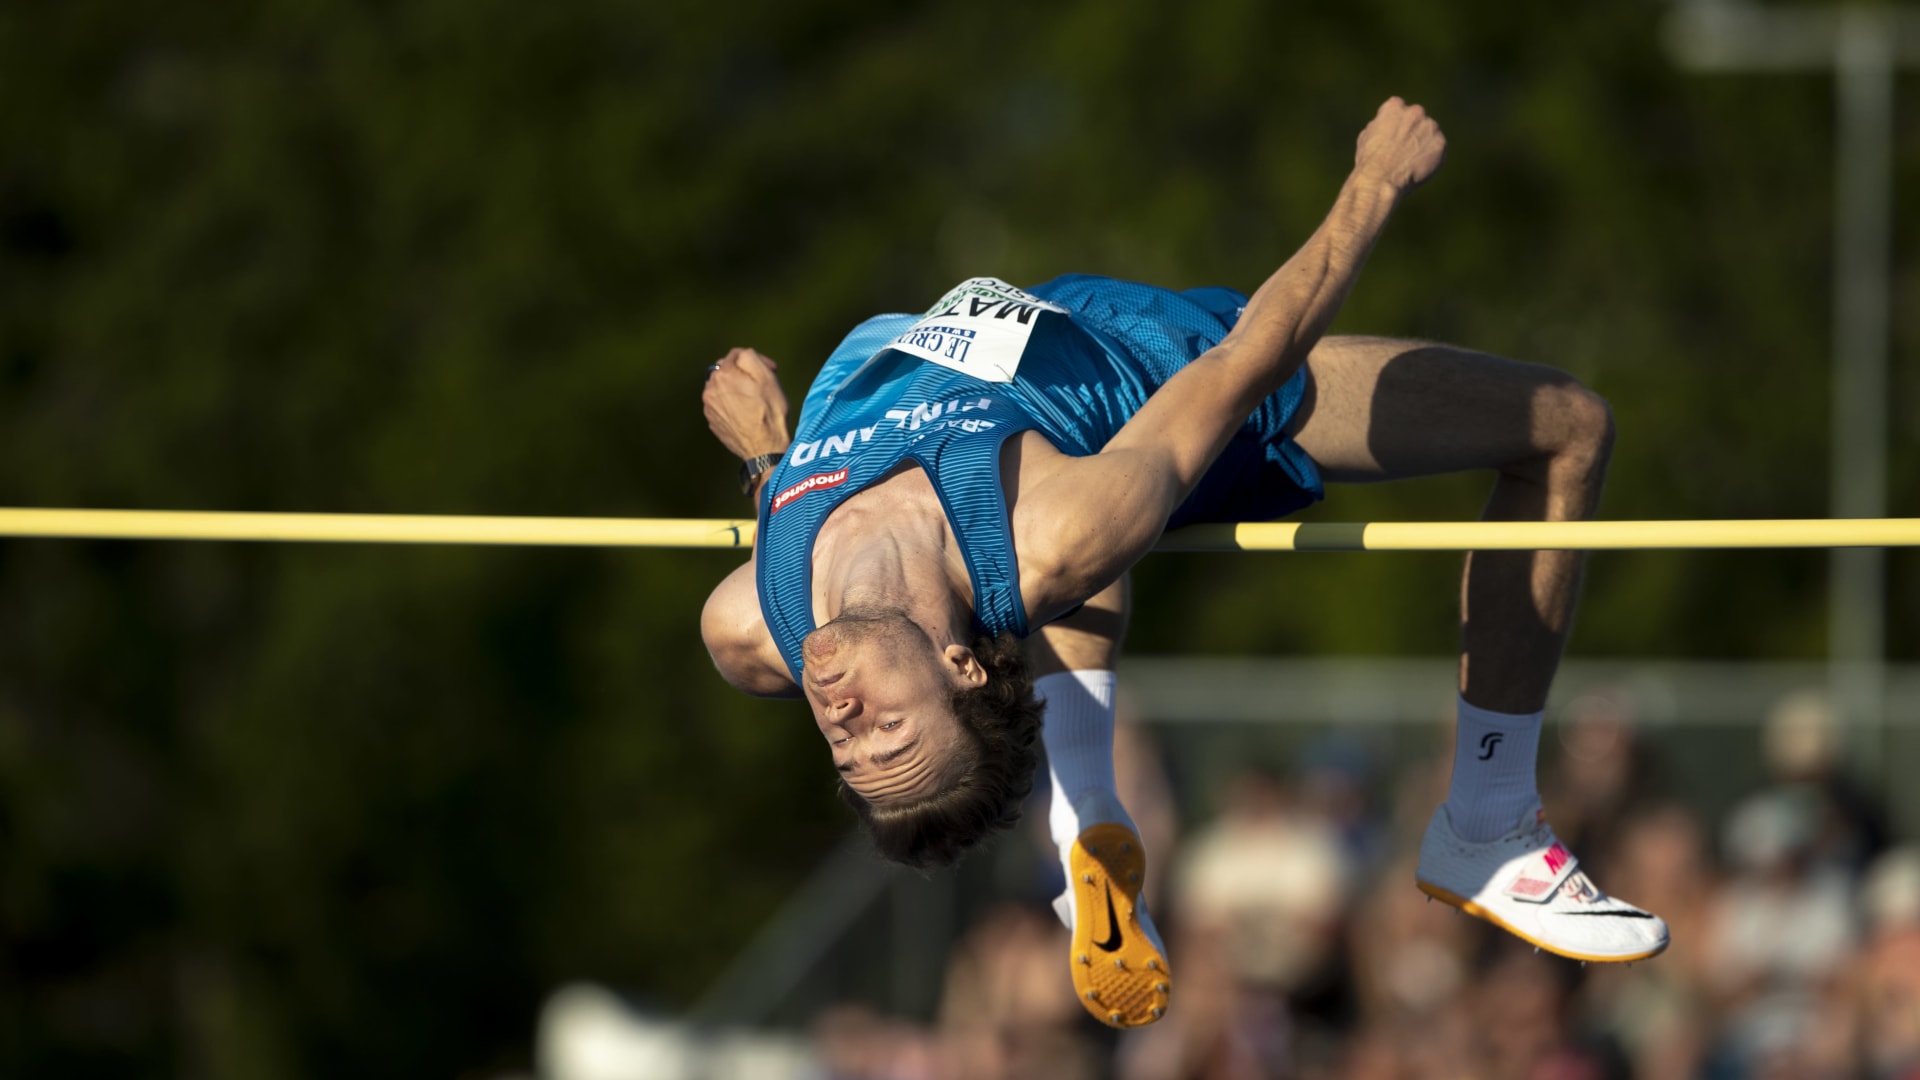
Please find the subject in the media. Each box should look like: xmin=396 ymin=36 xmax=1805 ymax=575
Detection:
xmin=811 ymin=468 xmax=975 ymax=648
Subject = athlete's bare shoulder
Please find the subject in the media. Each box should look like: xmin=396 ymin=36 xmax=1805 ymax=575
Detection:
xmin=1003 ymin=430 xmax=1114 ymax=626
xmin=701 ymin=559 xmax=801 ymax=699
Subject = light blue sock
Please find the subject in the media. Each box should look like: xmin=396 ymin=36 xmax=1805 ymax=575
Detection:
xmin=1443 ymin=695 xmax=1544 ymax=842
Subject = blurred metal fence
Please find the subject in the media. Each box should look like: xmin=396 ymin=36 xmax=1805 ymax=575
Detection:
xmin=1120 ymin=656 xmax=1920 ymax=728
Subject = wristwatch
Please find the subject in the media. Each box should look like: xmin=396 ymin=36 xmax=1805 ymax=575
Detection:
xmin=738 ymin=452 xmax=783 ymax=496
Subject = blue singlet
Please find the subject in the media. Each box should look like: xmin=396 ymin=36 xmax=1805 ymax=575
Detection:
xmin=754 ymin=274 xmax=1323 ymax=683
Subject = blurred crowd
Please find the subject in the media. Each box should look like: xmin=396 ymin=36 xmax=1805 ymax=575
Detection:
xmin=809 ymin=692 xmax=1920 ymax=1080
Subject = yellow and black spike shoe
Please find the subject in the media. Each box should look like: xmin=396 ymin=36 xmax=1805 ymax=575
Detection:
xmin=1056 ymin=821 xmax=1172 ymax=1028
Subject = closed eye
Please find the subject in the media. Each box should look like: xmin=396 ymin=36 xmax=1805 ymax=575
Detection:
xmin=872 ymin=737 xmax=920 ymax=767
xmin=833 ymin=737 xmax=919 ymax=775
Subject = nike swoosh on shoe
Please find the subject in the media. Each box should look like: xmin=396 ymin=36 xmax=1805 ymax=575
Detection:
xmin=1066 ymin=823 xmax=1171 ymax=1027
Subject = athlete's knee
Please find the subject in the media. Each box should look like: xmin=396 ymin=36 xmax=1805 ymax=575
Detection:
xmin=1498 ymin=378 xmax=1612 ymax=504
xmin=1539 ymin=379 xmax=1614 ymax=471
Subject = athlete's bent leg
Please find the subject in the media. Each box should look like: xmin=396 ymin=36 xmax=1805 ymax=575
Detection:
xmin=1287 ymin=335 xmax=1611 ymax=710
xmin=1287 ymin=336 xmax=1666 ymax=962
xmin=1029 ymin=577 xmax=1173 ymax=1027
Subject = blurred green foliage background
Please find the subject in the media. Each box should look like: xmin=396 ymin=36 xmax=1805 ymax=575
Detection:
xmin=0 ymin=0 xmax=1914 ymax=1074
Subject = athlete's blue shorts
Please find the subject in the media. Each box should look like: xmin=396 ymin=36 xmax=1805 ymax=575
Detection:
xmin=1026 ymin=274 xmax=1325 ymax=529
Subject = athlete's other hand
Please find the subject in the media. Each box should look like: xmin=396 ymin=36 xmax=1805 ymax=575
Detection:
xmin=703 ymin=347 xmax=792 ymax=461
xmin=1354 ymin=97 xmax=1446 ymax=196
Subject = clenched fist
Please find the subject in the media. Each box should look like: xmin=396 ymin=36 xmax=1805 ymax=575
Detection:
xmin=1354 ymin=97 xmax=1447 ymax=196
xmin=702 ymin=346 xmax=792 ymax=462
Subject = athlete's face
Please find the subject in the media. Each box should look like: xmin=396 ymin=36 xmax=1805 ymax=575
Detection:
xmin=801 ymin=609 xmax=985 ymax=805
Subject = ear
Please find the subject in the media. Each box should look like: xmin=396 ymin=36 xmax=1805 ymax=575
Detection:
xmin=942 ymin=643 xmax=989 ymax=689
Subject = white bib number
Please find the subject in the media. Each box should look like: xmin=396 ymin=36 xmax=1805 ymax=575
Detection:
xmin=882 ymin=277 xmax=1065 ymax=383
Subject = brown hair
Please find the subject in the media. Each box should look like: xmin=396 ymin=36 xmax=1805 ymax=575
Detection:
xmin=838 ymin=632 xmax=1043 ymax=870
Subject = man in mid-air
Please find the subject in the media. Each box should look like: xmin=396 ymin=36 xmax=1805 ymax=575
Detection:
xmin=699 ymin=98 xmax=1668 ymax=1029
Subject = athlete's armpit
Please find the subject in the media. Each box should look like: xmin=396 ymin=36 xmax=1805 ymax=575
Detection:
xmin=701 ymin=560 xmax=802 ymax=699
xmin=1011 ymin=435 xmax=1202 ymax=622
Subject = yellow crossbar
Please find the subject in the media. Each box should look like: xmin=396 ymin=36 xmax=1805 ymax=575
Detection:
xmin=1 ymin=509 xmax=1917 ymax=552
xmin=1157 ymin=518 xmax=1920 ymax=552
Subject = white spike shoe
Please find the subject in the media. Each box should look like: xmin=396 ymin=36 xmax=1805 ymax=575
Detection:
xmin=1415 ymin=803 xmax=1669 ymax=963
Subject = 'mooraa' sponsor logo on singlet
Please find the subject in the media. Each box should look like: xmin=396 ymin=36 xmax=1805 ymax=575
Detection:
xmin=771 ymin=468 xmax=849 ymax=514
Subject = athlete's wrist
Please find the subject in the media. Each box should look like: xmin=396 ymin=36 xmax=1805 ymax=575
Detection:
xmin=744 ymin=434 xmax=791 ymax=458
xmin=1342 ymin=166 xmax=1406 ymax=210
xmin=738 ymin=448 xmax=786 ymax=497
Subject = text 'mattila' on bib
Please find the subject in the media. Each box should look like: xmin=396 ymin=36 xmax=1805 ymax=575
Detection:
xmin=882 ymin=277 xmax=1066 ymax=383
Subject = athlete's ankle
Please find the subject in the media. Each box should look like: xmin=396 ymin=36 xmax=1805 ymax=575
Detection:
xmin=1037 ymin=670 xmax=1124 ymax=851
xmin=1442 ymin=695 xmax=1543 ymax=843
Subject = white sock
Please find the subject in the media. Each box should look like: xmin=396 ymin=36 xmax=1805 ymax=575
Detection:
xmin=1034 ymin=670 xmax=1136 ymax=858
xmin=1035 ymin=671 xmax=1165 ymax=952
xmin=1443 ymin=695 xmax=1543 ymax=843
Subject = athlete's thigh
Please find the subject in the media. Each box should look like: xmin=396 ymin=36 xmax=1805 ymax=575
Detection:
xmin=1285 ymin=335 xmax=1590 ymax=484
xmin=1027 ymin=574 xmax=1130 ymax=679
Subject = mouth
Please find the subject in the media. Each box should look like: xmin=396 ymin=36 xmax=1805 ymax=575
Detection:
xmin=811 ymin=670 xmax=845 ymax=689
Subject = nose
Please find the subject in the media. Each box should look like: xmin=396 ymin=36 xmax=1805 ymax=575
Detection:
xmin=827 ymin=694 xmax=861 ymax=721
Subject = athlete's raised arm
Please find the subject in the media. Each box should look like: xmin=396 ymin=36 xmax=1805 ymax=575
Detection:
xmin=700 ymin=347 xmax=801 ymax=697
xmin=1015 ymin=97 xmax=1447 ymax=615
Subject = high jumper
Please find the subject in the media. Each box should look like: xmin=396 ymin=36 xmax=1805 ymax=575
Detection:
xmin=698 ymin=97 xmax=1667 ymax=1028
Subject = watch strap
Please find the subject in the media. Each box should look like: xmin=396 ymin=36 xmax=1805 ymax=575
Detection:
xmin=738 ymin=452 xmax=783 ymax=495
